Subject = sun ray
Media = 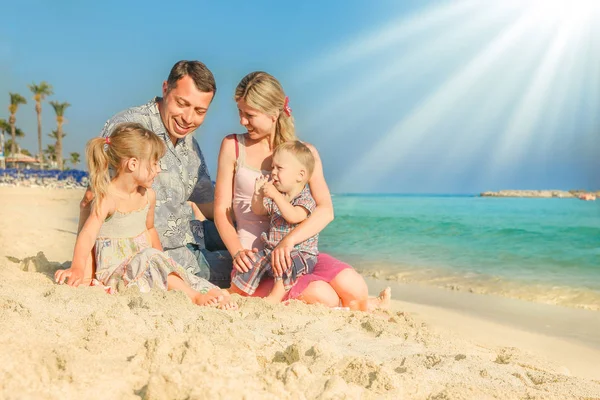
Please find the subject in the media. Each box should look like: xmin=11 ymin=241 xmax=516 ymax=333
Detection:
xmin=302 ymin=3 xmax=523 ymax=138
xmin=335 ymin=6 xmax=541 ymax=191
xmin=579 ymin=22 xmax=600 ymax=187
xmin=429 ymin=32 xmax=555 ymax=186
xmin=535 ymin=22 xmax=593 ymax=162
xmin=296 ymin=0 xmax=484 ymax=82
xmin=487 ymin=6 xmax=594 ymax=175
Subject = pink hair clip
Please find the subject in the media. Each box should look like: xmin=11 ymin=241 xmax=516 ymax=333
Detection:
xmin=105 ymin=137 xmax=111 ymax=145
xmin=283 ymin=96 xmax=292 ymax=117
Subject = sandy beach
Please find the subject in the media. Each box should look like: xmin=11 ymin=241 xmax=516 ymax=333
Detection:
xmin=1 ymin=186 xmax=600 ymax=399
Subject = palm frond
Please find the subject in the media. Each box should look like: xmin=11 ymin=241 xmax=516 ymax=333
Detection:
xmin=28 ymin=81 xmax=54 ymax=99
xmin=48 ymin=129 xmax=66 ymax=140
xmin=70 ymin=152 xmax=81 ymax=166
xmin=44 ymin=145 xmax=57 ymax=161
xmin=0 ymin=119 xmax=10 ymax=132
xmin=49 ymin=101 xmax=71 ymax=117
xmin=0 ymin=120 xmax=24 ymax=137
xmin=9 ymin=93 xmax=27 ymax=106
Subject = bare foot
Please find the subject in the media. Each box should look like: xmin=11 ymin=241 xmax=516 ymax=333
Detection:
xmin=216 ymin=291 xmax=238 ymax=310
xmin=192 ymin=288 xmax=224 ymax=307
xmin=368 ymin=287 xmax=391 ymax=312
xmin=265 ymin=281 xmax=286 ymax=304
xmin=264 ymin=295 xmax=281 ymax=305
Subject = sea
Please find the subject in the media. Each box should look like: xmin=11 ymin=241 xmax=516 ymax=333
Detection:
xmin=320 ymin=194 xmax=600 ymax=310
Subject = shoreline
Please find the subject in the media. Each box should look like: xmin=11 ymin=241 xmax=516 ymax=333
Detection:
xmin=367 ymin=277 xmax=600 ymax=381
xmin=2 ymin=186 xmax=600 ymax=397
xmin=350 ymin=262 xmax=600 ymax=311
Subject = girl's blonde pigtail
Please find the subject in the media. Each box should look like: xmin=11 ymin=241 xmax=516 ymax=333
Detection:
xmin=85 ymin=137 xmax=111 ymax=215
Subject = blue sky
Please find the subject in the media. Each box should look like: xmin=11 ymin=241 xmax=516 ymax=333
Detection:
xmin=2 ymin=0 xmax=598 ymax=193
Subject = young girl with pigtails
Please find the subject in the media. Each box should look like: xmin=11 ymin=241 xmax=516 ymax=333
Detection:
xmin=55 ymin=122 xmax=237 ymax=310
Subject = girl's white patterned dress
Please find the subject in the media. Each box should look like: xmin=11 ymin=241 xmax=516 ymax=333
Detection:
xmin=94 ymin=198 xmax=216 ymax=294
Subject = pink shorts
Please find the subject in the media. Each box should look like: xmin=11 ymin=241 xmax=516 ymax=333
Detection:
xmin=248 ymin=253 xmax=352 ymax=300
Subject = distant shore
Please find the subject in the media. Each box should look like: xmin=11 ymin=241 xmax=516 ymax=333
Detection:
xmin=480 ymin=189 xmax=599 ymax=198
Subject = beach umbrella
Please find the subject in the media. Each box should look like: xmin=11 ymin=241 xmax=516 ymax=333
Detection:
xmin=6 ymin=153 xmax=40 ymax=166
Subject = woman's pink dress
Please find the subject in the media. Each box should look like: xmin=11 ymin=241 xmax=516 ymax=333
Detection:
xmin=231 ymin=134 xmax=350 ymax=300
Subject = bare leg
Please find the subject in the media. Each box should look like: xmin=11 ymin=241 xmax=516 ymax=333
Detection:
xmin=265 ymin=279 xmax=287 ymax=304
xmin=297 ymin=281 xmax=340 ymax=307
xmin=227 ymin=284 xmax=249 ymax=297
xmin=167 ymin=273 xmax=223 ymax=307
xmin=329 ymin=269 xmax=369 ymax=311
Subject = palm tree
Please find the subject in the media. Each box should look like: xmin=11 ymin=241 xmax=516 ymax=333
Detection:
xmin=69 ymin=152 xmax=80 ymax=169
xmin=0 ymin=119 xmax=9 ymax=137
xmin=28 ymin=82 xmax=53 ymax=170
xmin=48 ymin=130 xmax=65 ymax=164
xmin=44 ymin=144 xmax=56 ymax=163
xmin=49 ymin=101 xmax=70 ymax=170
xmin=8 ymin=93 xmax=27 ymax=156
xmin=48 ymin=129 xmax=66 ymax=140
xmin=2 ymin=126 xmax=24 ymax=158
xmin=0 ymin=119 xmax=9 ymax=157
xmin=3 ymin=128 xmax=24 ymax=157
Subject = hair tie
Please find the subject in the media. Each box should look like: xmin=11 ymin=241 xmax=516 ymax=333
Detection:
xmin=283 ymin=96 xmax=292 ymax=117
xmin=105 ymin=137 xmax=111 ymax=145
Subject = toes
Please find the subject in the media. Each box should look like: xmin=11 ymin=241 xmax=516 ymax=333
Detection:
xmin=208 ymin=297 xmax=220 ymax=306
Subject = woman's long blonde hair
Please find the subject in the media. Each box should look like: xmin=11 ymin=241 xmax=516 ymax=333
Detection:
xmin=234 ymin=71 xmax=296 ymax=148
xmin=86 ymin=122 xmax=166 ymax=214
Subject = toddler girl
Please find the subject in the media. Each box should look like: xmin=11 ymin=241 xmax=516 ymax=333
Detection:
xmin=55 ymin=123 xmax=236 ymax=310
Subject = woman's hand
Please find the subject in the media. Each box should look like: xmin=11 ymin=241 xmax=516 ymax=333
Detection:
xmin=233 ymin=248 xmax=259 ymax=273
xmin=270 ymin=236 xmax=294 ymax=276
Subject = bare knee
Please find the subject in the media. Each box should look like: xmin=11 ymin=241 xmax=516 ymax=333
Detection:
xmin=297 ymin=281 xmax=339 ymax=308
xmin=329 ymin=269 xmax=369 ymax=306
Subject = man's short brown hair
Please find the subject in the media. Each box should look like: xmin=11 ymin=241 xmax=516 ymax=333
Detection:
xmin=166 ymin=60 xmax=216 ymax=95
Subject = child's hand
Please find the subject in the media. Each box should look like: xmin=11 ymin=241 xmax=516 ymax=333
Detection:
xmin=55 ymin=267 xmax=84 ymax=287
xmin=262 ymin=181 xmax=279 ymax=199
xmin=254 ymin=175 xmax=268 ymax=196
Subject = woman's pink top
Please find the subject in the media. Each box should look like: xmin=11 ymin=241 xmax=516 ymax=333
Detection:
xmin=231 ymin=134 xmax=351 ymax=300
xmin=232 ymin=134 xmax=270 ymax=251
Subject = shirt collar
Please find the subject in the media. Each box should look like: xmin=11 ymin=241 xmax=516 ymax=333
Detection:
xmin=151 ymin=97 xmax=187 ymax=148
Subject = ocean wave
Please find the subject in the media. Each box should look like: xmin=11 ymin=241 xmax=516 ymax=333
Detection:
xmin=354 ymin=262 xmax=600 ymax=311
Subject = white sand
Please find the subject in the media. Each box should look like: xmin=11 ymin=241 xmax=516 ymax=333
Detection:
xmin=1 ymin=186 xmax=599 ymax=399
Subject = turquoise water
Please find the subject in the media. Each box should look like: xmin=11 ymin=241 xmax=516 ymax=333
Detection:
xmin=321 ymin=195 xmax=600 ymax=307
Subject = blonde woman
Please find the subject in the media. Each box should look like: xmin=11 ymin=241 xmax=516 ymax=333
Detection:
xmin=55 ymin=123 xmax=236 ymax=310
xmin=215 ymin=72 xmax=390 ymax=309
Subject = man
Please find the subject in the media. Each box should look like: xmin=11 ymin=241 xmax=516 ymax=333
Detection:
xmin=78 ymin=60 xmax=232 ymax=288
